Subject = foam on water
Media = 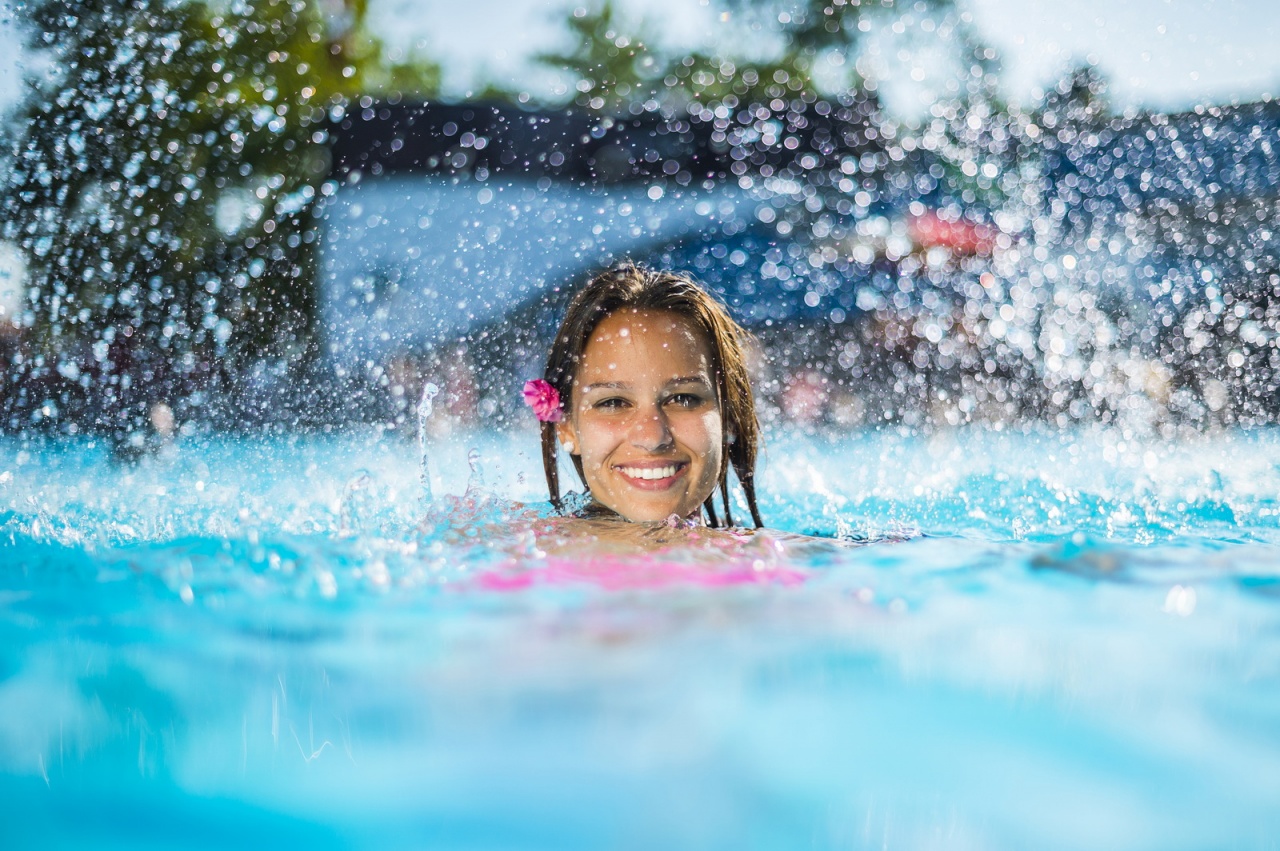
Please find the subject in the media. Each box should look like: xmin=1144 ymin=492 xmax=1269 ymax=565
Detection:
xmin=1 ymin=426 xmax=1278 ymax=850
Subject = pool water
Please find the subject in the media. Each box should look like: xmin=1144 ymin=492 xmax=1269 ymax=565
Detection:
xmin=2 ymin=426 xmax=1278 ymax=850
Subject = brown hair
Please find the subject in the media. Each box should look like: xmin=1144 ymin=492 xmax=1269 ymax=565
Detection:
xmin=539 ymin=263 xmax=763 ymax=528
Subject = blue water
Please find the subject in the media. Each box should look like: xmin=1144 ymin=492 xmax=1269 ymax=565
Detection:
xmin=2 ymin=426 xmax=1279 ymax=850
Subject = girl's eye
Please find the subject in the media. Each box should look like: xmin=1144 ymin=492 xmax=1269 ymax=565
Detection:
xmin=595 ymin=397 xmax=629 ymax=410
xmin=668 ymin=393 xmax=704 ymax=408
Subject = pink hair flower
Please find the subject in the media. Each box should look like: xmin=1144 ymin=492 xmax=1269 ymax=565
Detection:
xmin=522 ymin=379 xmax=563 ymax=423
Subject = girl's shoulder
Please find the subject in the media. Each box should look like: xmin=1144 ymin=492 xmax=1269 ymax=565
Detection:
xmin=531 ymin=515 xmax=862 ymax=557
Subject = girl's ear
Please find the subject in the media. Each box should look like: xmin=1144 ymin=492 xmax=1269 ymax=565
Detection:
xmin=556 ymin=420 xmax=577 ymax=455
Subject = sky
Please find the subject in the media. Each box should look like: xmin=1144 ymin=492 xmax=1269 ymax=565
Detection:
xmin=366 ymin=0 xmax=1280 ymax=116
xmin=0 ymin=0 xmax=1278 ymax=116
xmin=965 ymin=0 xmax=1280 ymax=111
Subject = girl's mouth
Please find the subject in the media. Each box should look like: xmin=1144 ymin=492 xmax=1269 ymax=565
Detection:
xmin=614 ymin=461 xmax=687 ymax=488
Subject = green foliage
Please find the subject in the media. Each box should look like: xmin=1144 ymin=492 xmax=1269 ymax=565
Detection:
xmin=535 ymin=0 xmax=953 ymax=115
xmin=535 ymin=2 xmax=663 ymax=113
xmin=2 ymin=0 xmax=439 ymax=376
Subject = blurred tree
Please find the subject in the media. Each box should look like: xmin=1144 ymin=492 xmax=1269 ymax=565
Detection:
xmin=536 ymin=2 xmax=664 ymax=113
xmin=1 ymin=0 xmax=439 ymax=432
xmin=537 ymin=0 xmax=954 ymax=114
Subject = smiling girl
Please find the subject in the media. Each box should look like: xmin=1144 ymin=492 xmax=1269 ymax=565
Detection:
xmin=525 ymin=264 xmax=764 ymax=540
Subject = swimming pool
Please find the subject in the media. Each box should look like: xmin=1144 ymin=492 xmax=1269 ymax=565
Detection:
xmin=2 ymin=426 xmax=1278 ymax=850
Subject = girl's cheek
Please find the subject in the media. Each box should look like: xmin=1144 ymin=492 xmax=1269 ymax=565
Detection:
xmin=578 ymin=413 xmax=625 ymax=444
xmin=698 ymin=411 xmax=724 ymax=442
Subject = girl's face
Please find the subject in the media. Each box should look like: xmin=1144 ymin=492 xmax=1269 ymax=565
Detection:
xmin=557 ymin=308 xmax=724 ymax=523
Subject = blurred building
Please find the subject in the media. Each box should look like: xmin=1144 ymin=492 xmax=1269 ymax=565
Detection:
xmin=318 ymin=98 xmax=885 ymax=363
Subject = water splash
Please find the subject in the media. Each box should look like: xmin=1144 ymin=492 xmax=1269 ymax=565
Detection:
xmin=416 ymin=382 xmax=440 ymax=507
xmin=465 ymin=447 xmax=486 ymax=495
xmin=339 ymin=469 xmax=373 ymax=536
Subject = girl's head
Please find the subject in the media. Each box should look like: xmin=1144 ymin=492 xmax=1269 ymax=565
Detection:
xmin=538 ymin=264 xmax=762 ymax=528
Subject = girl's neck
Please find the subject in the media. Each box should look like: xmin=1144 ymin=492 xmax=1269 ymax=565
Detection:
xmin=576 ymin=498 xmax=705 ymax=528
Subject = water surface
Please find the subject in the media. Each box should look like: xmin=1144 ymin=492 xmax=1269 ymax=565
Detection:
xmin=1 ymin=426 xmax=1277 ymax=850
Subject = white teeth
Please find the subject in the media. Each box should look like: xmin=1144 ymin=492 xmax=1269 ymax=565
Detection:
xmin=618 ymin=465 xmax=678 ymax=480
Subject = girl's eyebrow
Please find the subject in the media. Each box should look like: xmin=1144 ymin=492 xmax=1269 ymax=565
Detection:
xmin=581 ymin=376 xmax=711 ymax=393
xmin=581 ymin=381 xmax=630 ymax=392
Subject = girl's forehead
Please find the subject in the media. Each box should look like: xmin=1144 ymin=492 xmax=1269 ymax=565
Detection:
xmin=588 ymin=308 xmax=701 ymax=344
xmin=574 ymin=309 xmax=715 ymax=384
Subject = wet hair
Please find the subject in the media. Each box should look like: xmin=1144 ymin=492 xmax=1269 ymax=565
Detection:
xmin=539 ymin=263 xmax=763 ymax=528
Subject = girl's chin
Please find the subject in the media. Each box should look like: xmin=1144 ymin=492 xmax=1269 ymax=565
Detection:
xmin=608 ymin=499 xmax=701 ymax=524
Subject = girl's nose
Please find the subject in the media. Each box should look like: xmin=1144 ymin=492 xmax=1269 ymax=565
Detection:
xmin=629 ymin=406 xmax=674 ymax=451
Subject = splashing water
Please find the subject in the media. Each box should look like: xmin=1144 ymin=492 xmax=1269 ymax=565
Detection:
xmin=416 ymin=381 xmax=439 ymax=507
xmin=339 ymin=468 xmax=374 ymax=536
xmin=465 ymin=446 xmax=486 ymax=494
